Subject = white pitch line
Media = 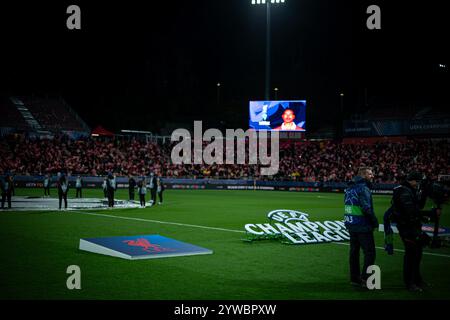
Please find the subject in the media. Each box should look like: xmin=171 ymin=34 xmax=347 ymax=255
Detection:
xmin=70 ymin=211 xmax=450 ymax=259
xmin=331 ymin=241 xmax=450 ymax=259
xmin=71 ymin=211 xmax=245 ymax=234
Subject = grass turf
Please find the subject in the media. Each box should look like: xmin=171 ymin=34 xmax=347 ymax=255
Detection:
xmin=0 ymin=188 xmax=449 ymax=300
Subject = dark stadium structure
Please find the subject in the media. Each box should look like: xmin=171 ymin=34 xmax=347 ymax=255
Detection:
xmin=0 ymin=96 xmax=90 ymax=138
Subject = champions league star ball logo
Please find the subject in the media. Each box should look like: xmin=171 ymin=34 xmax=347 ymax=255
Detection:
xmin=244 ymin=209 xmax=350 ymax=245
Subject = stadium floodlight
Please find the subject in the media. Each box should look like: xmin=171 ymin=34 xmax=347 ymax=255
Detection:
xmin=217 ymin=83 xmax=221 ymax=106
xmin=252 ymin=0 xmax=285 ymax=6
xmin=251 ymin=0 xmax=286 ymax=100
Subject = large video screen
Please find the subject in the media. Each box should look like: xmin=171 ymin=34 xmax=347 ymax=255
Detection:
xmin=249 ymin=100 xmax=306 ymax=131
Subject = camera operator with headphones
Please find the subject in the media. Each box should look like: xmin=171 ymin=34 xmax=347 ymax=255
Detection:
xmin=390 ymin=171 xmax=442 ymax=292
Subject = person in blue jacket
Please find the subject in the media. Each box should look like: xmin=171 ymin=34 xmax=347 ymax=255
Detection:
xmin=344 ymin=167 xmax=379 ymax=287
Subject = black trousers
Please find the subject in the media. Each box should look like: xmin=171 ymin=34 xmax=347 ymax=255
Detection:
xmin=129 ymin=190 xmax=135 ymax=201
xmin=400 ymin=234 xmax=423 ymax=287
xmin=1 ymin=191 xmax=12 ymax=208
xmin=108 ymin=190 xmax=114 ymax=207
xmin=150 ymin=189 xmax=156 ymax=204
xmin=349 ymin=231 xmax=376 ymax=282
xmin=158 ymin=191 xmax=163 ymax=203
xmin=58 ymin=192 xmax=67 ymax=209
xmin=139 ymin=194 xmax=146 ymax=207
xmin=76 ymin=188 xmax=82 ymax=198
xmin=44 ymin=186 xmax=50 ymax=196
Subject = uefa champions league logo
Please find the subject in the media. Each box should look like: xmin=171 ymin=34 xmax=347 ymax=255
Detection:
xmin=245 ymin=209 xmax=350 ymax=244
xmin=267 ymin=209 xmax=310 ymax=223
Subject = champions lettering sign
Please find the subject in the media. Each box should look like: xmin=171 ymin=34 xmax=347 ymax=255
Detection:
xmin=244 ymin=209 xmax=350 ymax=244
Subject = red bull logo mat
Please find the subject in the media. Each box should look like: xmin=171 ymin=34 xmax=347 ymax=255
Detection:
xmin=79 ymin=235 xmax=213 ymax=260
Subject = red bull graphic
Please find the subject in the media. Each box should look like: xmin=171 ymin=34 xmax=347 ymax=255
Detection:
xmin=123 ymin=238 xmax=175 ymax=253
xmin=79 ymin=234 xmax=213 ymax=260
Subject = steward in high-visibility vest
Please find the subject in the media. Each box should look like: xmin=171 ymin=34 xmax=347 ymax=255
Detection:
xmin=344 ymin=168 xmax=378 ymax=288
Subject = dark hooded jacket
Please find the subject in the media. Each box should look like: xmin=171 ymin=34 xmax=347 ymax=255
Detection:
xmin=344 ymin=176 xmax=378 ymax=232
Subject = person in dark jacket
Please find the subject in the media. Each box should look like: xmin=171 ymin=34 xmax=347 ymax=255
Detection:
xmin=391 ymin=171 xmax=438 ymax=292
xmin=156 ymin=177 xmax=165 ymax=205
xmin=10 ymin=174 xmax=15 ymax=196
xmin=75 ymin=176 xmax=83 ymax=198
xmin=106 ymin=173 xmax=116 ymax=208
xmin=43 ymin=174 xmax=51 ymax=197
xmin=344 ymin=167 xmax=378 ymax=287
xmin=1 ymin=174 xmax=13 ymax=209
xmin=102 ymin=177 xmax=108 ymax=198
xmin=57 ymin=174 xmax=69 ymax=210
xmin=128 ymin=175 xmax=137 ymax=201
xmin=148 ymin=172 xmax=157 ymax=206
xmin=137 ymin=178 xmax=147 ymax=208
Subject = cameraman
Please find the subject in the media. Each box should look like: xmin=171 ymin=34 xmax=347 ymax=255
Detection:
xmin=392 ymin=171 xmax=440 ymax=292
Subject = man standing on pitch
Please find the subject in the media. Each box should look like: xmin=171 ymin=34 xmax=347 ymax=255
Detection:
xmin=75 ymin=175 xmax=83 ymax=198
xmin=156 ymin=176 xmax=164 ymax=205
xmin=102 ymin=177 xmax=108 ymax=199
xmin=344 ymin=167 xmax=378 ymax=288
xmin=149 ymin=172 xmax=157 ymax=206
xmin=57 ymin=173 xmax=69 ymax=210
xmin=43 ymin=174 xmax=51 ymax=197
xmin=137 ymin=177 xmax=147 ymax=208
xmin=1 ymin=174 xmax=13 ymax=209
xmin=128 ymin=175 xmax=136 ymax=201
xmin=106 ymin=173 xmax=116 ymax=208
xmin=10 ymin=173 xmax=15 ymax=196
xmin=391 ymin=171 xmax=438 ymax=292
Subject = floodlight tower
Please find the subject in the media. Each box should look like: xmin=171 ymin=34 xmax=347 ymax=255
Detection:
xmin=251 ymin=0 xmax=286 ymax=100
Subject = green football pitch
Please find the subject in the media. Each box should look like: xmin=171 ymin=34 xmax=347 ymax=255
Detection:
xmin=1 ymin=188 xmax=449 ymax=300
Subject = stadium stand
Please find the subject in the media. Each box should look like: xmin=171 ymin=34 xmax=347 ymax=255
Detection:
xmin=18 ymin=96 xmax=89 ymax=133
xmin=0 ymin=134 xmax=448 ymax=184
xmin=0 ymin=97 xmax=30 ymax=132
xmin=1 ymin=96 xmax=90 ymax=137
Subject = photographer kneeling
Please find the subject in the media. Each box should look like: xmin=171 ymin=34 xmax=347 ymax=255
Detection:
xmin=391 ymin=172 xmax=441 ymax=292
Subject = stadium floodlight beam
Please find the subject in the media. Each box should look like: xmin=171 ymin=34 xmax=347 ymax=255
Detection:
xmin=251 ymin=0 xmax=286 ymax=100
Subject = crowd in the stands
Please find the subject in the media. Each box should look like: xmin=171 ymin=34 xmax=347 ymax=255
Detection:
xmin=0 ymin=134 xmax=448 ymax=183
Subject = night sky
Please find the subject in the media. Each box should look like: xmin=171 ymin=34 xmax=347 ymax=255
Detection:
xmin=1 ymin=0 xmax=448 ymax=133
